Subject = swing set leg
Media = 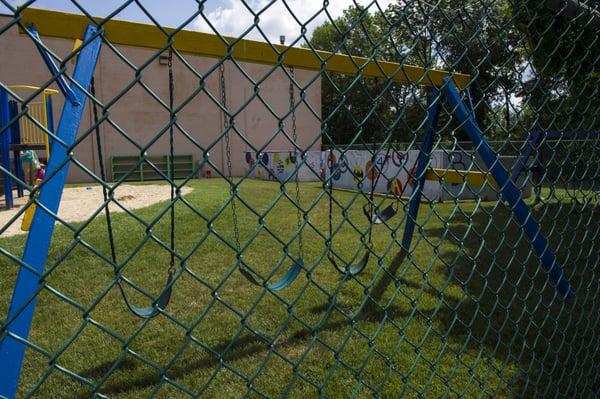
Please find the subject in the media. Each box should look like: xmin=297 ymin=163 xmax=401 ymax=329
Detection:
xmin=0 ymin=25 xmax=102 ymax=399
xmin=442 ymin=78 xmax=575 ymax=298
xmin=365 ymin=89 xmax=442 ymax=310
xmin=370 ymin=81 xmax=574 ymax=308
xmin=400 ymin=88 xmax=442 ymax=252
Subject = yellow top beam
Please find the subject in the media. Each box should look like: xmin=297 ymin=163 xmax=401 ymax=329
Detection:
xmin=20 ymin=8 xmax=471 ymax=89
xmin=8 ymin=85 xmax=59 ymax=95
xmin=425 ymin=168 xmax=497 ymax=188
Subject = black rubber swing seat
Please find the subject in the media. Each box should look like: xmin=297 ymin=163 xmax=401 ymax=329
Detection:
xmin=328 ymin=250 xmax=370 ymax=276
xmin=239 ymin=259 xmax=304 ymax=291
xmin=118 ymin=272 xmax=174 ymax=319
xmin=363 ymin=203 xmax=397 ymax=224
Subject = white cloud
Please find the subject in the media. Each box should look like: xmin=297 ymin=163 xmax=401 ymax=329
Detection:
xmin=193 ymin=0 xmax=394 ymax=44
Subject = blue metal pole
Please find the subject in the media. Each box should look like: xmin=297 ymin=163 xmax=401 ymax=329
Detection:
xmin=511 ymin=131 xmax=542 ymax=182
xmin=442 ymin=78 xmax=575 ymax=298
xmin=0 ymin=25 xmax=101 ymax=398
xmin=45 ymin=95 xmax=55 ymax=134
xmin=8 ymin=101 xmax=24 ymax=198
xmin=0 ymin=87 xmax=14 ymax=209
xmin=26 ymin=25 xmax=79 ymax=106
xmin=401 ymin=89 xmax=442 ymax=251
xmin=45 ymin=94 xmax=55 ymax=158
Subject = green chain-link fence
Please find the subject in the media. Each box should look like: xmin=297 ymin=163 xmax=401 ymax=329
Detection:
xmin=0 ymin=0 xmax=599 ymax=397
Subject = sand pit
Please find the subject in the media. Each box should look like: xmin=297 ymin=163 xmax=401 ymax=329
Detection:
xmin=0 ymin=184 xmax=192 ymax=238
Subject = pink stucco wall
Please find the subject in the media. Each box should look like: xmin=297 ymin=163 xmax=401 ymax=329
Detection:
xmin=0 ymin=15 xmax=322 ymax=182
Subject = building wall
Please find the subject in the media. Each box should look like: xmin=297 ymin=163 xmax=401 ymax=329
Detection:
xmin=0 ymin=15 xmax=322 ymax=182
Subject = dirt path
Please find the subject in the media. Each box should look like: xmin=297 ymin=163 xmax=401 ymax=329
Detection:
xmin=0 ymin=184 xmax=192 ymax=238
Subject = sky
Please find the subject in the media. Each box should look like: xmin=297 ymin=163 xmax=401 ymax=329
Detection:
xmin=2 ymin=0 xmax=394 ymax=44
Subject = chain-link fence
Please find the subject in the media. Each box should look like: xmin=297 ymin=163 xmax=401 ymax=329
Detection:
xmin=0 ymin=0 xmax=599 ymax=398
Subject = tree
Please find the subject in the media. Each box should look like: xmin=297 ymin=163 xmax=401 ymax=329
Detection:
xmin=309 ymin=5 xmax=429 ymax=147
xmin=309 ymin=1 xmax=527 ymax=146
xmin=513 ymin=0 xmax=600 ymax=132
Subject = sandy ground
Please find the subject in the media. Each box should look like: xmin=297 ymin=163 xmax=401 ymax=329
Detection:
xmin=0 ymin=184 xmax=192 ymax=238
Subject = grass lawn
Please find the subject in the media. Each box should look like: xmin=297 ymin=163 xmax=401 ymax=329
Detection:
xmin=0 ymin=178 xmax=598 ymax=398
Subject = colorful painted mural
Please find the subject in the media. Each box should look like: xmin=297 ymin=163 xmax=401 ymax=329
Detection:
xmin=325 ymin=149 xmax=531 ymax=201
xmin=244 ymin=151 xmax=323 ymax=182
xmin=326 ymin=149 xmax=444 ymax=200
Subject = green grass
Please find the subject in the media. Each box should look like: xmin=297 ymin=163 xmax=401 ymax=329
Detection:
xmin=0 ymin=179 xmax=598 ymax=398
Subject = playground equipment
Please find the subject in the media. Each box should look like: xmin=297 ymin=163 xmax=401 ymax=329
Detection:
xmin=221 ymin=63 xmax=304 ymax=290
xmin=513 ymin=131 xmax=599 ymax=204
xmin=402 ymin=87 xmax=576 ymax=301
xmin=327 ymin=150 xmax=378 ymax=276
xmin=0 ymin=5 xmax=592 ymax=398
xmin=0 ymin=85 xmax=56 ymax=210
xmin=6 ymin=85 xmax=54 ymax=160
xmin=89 ymin=65 xmax=176 ymax=318
xmin=362 ymin=152 xmax=416 ymax=225
xmin=325 ymin=86 xmax=576 ymax=297
xmin=1 ymin=22 xmax=101 ymax=397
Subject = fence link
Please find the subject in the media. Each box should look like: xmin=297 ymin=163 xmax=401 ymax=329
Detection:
xmin=0 ymin=0 xmax=598 ymax=398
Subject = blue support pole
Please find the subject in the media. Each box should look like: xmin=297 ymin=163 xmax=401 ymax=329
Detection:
xmin=0 ymin=25 xmax=101 ymax=399
xmin=0 ymin=87 xmax=14 ymax=209
xmin=8 ymin=101 xmax=20 ymax=144
xmin=26 ymin=25 xmax=79 ymax=106
xmin=45 ymin=94 xmax=55 ymax=158
xmin=401 ymin=89 xmax=442 ymax=251
xmin=511 ymin=131 xmax=543 ymax=182
xmin=442 ymin=78 xmax=575 ymax=298
xmin=8 ymin=101 xmax=24 ymax=198
xmin=14 ymin=149 xmax=23 ymax=198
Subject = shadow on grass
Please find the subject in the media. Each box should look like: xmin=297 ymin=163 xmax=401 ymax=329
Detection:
xmin=416 ymin=202 xmax=600 ymax=398
xmin=78 ymin=201 xmax=599 ymax=398
xmin=79 ymin=305 xmax=416 ymax=397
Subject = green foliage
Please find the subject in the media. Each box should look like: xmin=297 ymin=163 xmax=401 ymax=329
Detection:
xmin=310 ymin=0 xmax=599 ymax=144
xmin=512 ymin=0 xmax=600 ymax=131
xmin=309 ymin=6 xmax=429 ymax=146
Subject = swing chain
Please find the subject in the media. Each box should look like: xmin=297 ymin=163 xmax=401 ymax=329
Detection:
xmin=168 ymin=48 xmax=176 ymax=273
xmin=220 ymin=62 xmax=241 ymax=251
xmin=289 ymin=66 xmax=303 ymax=256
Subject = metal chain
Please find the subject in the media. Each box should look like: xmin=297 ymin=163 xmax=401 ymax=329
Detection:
xmin=168 ymin=49 xmax=175 ymax=274
xmin=90 ymin=79 xmax=117 ymax=265
xmin=289 ymin=66 xmax=304 ymax=256
xmin=221 ymin=62 xmax=241 ymax=251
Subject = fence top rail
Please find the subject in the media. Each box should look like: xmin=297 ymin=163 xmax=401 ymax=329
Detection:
xmin=18 ymin=8 xmax=471 ymax=89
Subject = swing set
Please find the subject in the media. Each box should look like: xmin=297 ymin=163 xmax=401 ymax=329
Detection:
xmin=0 ymin=8 xmax=577 ymax=398
xmin=512 ymin=130 xmax=600 ymax=205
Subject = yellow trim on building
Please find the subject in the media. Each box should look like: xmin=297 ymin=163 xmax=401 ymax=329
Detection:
xmin=20 ymin=8 xmax=471 ymax=89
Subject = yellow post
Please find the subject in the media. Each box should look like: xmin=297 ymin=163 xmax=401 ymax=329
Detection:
xmin=20 ymin=204 xmax=36 ymax=231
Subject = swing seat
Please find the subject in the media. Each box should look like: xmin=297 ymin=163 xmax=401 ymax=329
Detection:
xmin=240 ymin=258 xmax=304 ymax=291
xmin=328 ymin=250 xmax=370 ymax=276
xmin=363 ymin=203 xmax=397 ymax=224
xmin=120 ymin=272 xmax=174 ymax=319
